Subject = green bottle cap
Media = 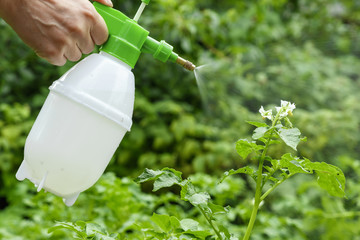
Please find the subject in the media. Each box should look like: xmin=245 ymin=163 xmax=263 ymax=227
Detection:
xmin=94 ymin=2 xmax=149 ymax=68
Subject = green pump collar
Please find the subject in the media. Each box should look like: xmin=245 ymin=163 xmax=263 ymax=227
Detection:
xmin=94 ymin=2 xmax=149 ymax=68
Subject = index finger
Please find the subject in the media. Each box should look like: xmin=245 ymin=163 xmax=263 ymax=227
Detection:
xmin=93 ymin=0 xmax=113 ymax=7
xmin=90 ymin=9 xmax=109 ymax=45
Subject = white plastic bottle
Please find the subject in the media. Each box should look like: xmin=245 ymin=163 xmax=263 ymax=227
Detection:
xmin=16 ymin=52 xmax=134 ymax=206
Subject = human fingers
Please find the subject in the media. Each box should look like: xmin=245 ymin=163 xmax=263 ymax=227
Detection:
xmin=93 ymin=0 xmax=113 ymax=7
xmin=36 ymin=47 xmax=67 ymax=66
xmin=63 ymin=43 xmax=83 ymax=62
xmin=90 ymin=11 xmax=109 ymax=45
xmin=77 ymin=36 xmax=95 ymax=55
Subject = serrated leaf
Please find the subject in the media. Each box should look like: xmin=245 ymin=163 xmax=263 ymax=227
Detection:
xmin=48 ymin=222 xmax=87 ymax=238
xmin=85 ymin=222 xmax=107 ymax=236
xmin=180 ymin=219 xmax=200 ymax=231
xmin=181 ymin=230 xmax=212 ymax=239
xmin=268 ymin=176 xmax=279 ymax=183
xmin=279 ymin=153 xmax=311 ymax=174
xmin=134 ymin=168 xmax=183 ymax=191
xmin=271 ymin=159 xmax=280 ymax=169
xmin=252 ymin=127 xmax=269 ymax=140
xmin=235 ymin=139 xmax=263 ymax=159
xmin=162 ymin=167 xmax=183 ymax=179
xmin=278 ymin=127 xmax=301 ymax=150
xmin=151 ymin=213 xmax=172 ymax=233
xmin=208 ymin=202 xmax=230 ymax=215
xmin=187 ymin=192 xmax=210 ymax=205
xmin=170 ymin=216 xmax=181 ymax=230
xmin=180 ymin=181 xmax=210 ymax=206
xmin=258 ymin=138 xmax=281 ymax=145
xmin=134 ymin=169 xmax=163 ymax=183
xmin=218 ymin=224 xmax=231 ymax=239
xmin=143 ymin=229 xmax=167 ymax=238
xmin=246 ymin=121 xmax=269 ymax=128
xmin=153 ymin=170 xmax=182 ymax=191
xmin=180 ymin=180 xmax=196 ymax=201
xmin=307 ymin=162 xmax=346 ymax=197
xmin=75 ymin=221 xmax=87 ymax=228
xmin=220 ymin=166 xmax=255 ymax=182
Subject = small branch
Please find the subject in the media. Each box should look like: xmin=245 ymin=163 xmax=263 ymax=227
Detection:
xmin=260 ymin=173 xmax=293 ymax=202
xmin=323 ymin=211 xmax=360 ymax=219
xmin=198 ymin=206 xmax=223 ymax=240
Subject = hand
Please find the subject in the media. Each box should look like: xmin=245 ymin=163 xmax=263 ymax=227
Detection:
xmin=0 ymin=0 xmax=113 ymax=66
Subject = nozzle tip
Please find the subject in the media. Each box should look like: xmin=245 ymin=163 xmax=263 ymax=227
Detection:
xmin=176 ymin=57 xmax=196 ymax=71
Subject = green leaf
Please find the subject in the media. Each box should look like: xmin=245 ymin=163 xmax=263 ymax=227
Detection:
xmin=180 ymin=219 xmax=200 ymax=231
xmin=252 ymin=127 xmax=269 ymax=139
xmin=134 ymin=168 xmax=183 ymax=191
xmin=271 ymin=159 xmax=280 ymax=169
xmin=153 ymin=170 xmax=182 ymax=191
xmin=151 ymin=213 xmax=173 ymax=233
xmin=279 ymin=153 xmax=311 ymax=174
xmin=235 ymin=139 xmax=263 ymax=159
xmin=134 ymin=168 xmax=164 ymax=183
xmin=142 ymin=230 xmax=167 ymax=238
xmin=48 ymin=222 xmax=86 ymax=238
xmin=180 ymin=181 xmax=210 ymax=206
xmin=301 ymin=136 xmax=307 ymax=142
xmin=180 ymin=180 xmax=195 ymax=200
xmin=246 ymin=121 xmax=269 ymax=128
xmin=220 ymin=166 xmax=255 ymax=182
xmin=218 ymin=224 xmax=231 ymax=239
xmin=268 ymin=176 xmax=279 ymax=183
xmin=181 ymin=230 xmax=212 ymax=239
xmin=187 ymin=192 xmax=210 ymax=205
xmin=307 ymin=162 xmax=346 ymax=198
xmin=208 ymin=202 xmax=230 ymax=215
xmin=170 ymin=216 xmax=181 ymax=230
xmin=162 ymin=167 xmax=183 ymax=179
xmin=278 ymin=127 xmax=301 ymax=151
xmin=85 ymin=222 xmax=107 ymax=236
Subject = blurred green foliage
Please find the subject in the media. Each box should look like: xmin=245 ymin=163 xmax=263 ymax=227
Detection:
xmin=1 ymin=0 xmax=360 ymax=239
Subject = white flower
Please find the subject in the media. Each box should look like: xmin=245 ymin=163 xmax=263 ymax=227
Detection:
xmin=259 ymin=106 xmax=273 ymax=120
xmin=276 ymin=100 xmax=296 ymax=118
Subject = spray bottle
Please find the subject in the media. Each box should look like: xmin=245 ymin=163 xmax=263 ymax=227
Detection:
xmin=15 ymin=0 xmax=195 ymax=206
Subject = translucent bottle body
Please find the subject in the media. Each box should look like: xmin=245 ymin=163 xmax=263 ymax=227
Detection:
xmin=16 ymin=52 xmax=134 ymax=206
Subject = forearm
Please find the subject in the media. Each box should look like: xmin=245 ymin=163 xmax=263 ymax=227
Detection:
xmin=0 ymin=0 xmax=16 ymax=20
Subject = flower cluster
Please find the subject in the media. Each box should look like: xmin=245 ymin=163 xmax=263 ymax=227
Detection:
xmin=259 ymin=100 xmax=296 ymax=121
xmin=259 ymin=106 xmax=273 ymax=120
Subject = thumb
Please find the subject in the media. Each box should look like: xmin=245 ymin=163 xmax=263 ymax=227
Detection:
xmin=93 ymin=0 xmax=113 ymax=7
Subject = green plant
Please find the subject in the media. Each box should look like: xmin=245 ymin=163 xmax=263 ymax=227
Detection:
xmin=135 ymin=100 xmax=346 ymax=239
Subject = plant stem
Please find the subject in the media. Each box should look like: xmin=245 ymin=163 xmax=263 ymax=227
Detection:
xmin=243 ymin=114 xmax=281 ymax=240
xmin=260 ymin=173 xmax=293 ymax=202
xmin=242 ymin=147 xmax=266 ymax=240
xmin=242 ymin=184 xmax=261 ymax=240
xmin=198 ymin=206 xmax=223 ymax=240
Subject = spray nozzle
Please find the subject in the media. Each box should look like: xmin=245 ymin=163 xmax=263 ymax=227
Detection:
xmin=141 ymin=37 xmax=196 ymax=71
xmin=176 ymin=57 xmax=196 ymax=71
xmin=93 ymin=2 xmax=195 ymax=71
